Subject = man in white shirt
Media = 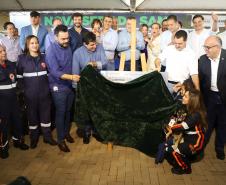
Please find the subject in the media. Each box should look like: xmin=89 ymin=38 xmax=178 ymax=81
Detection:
xmin=156 ymin=30 xmax=199 ymax=93
xmin=160 ymin=15 xmax=180 ymax=52
xmin=218 ymin=20 xmax=226 ymax=49
xmin=188 ymin=14 xmax=218 ymax=59
xmin=100 ymin=15 xmax=118 ymax=70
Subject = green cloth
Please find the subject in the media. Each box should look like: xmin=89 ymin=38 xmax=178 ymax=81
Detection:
xmin=75 ymin=66 xmax=179 ymax=156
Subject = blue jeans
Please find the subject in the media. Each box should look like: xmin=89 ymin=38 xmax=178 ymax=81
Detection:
xmin=52 ymin=90 xmax=74 ymax=143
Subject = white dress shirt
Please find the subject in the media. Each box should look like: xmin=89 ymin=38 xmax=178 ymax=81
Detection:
xmin=159 ymin=45 xmax=198 ymax=83
xmin=188 ymin=28 xmax=218 ymax=59
xmin=32 ymin=25 xmax=39 ymax=36
xmin=210 ymin=52 xmax=221 ymax=92
xmin=218 ymin=31 xmax=226 ymax=50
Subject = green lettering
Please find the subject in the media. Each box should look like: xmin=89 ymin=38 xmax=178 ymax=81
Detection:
xmin=139 ymin=16 xmax=148 ymax=25
xmin=118 ymin=16 xmax=126 ymax=26
xmin=61 ymin=16 xmax=71 ymax=26
xmin=83 ymin=16 xmax=90 ymax=27
xmin=44 ymin=16 xmax=53 ymax=26
xmin=147 ymin=16 xmax=156 ymax=26
xmin=157 ymin=16 xmax=166 ymax=24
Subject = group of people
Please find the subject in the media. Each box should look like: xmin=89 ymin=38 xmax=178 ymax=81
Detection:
xmin=0 ymin=10 xmax=226 ymax=175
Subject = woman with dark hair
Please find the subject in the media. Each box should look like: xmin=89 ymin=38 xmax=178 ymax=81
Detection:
xmin=165 ymin=90 xmax=207 ymax=174
xmin=0 ymin=44 xmax=29 ymax=159
xmin=17 ymin=35 xmax=56 ymax=148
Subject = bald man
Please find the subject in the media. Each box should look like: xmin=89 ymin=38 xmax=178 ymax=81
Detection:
xmin=199 ymin=35 xmax=226 ymax=160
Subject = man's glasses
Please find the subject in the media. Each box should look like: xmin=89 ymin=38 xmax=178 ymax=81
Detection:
xmin=203 ymin=45 xmax=218 ymax=50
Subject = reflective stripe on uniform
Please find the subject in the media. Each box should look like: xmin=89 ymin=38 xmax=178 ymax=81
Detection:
xmin=17 ymin=75 xmax=23 ymax=78
xmin=12 ymin=136 xmax=19 ymax=141
xmin=0 ymin=140 xmax=8 ymax=148
xmin=0 ymin=83 xmax=17 ymax=90
xmin=29 ymin=125 xmax=38 ymax=130
xmin=23 ymin=71 xmax=47 ymax=77
xmin=185 ymin=131 xmax=198 ymax=135
xmin=40 ymin=123 xmax=51 ymax=127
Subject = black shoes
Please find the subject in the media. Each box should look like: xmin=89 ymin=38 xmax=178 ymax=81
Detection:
xmin=92 ymin=133 xmax=104 ymax=142
xmin=58 ymin=141 xmax=70 ymax=152
xmin=216 ymin=152 xmax=225 ymax=160
xmin=0 ymin=147 xmax=9 ymax=159
xmin=65 ymin=134 xmax=75 ymax=143
xmin=43 ymin=137 xmax=57 ymax=146
xmin=13 ymin=140 xmax=29 ymax=150
xmin=76 ymin=128 xmax=84 ymax=138
xmin=83 ymin=135 xmax=90 ymax=144
xmin=171 ymin=167 xmax=192 ymax=175
xmin=30 ymin=139 xmax=38 ymax=149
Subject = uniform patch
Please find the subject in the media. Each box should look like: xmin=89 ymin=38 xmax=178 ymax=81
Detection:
xmin=41 ymin=62 xmax=46 ymax=69
xmin=9 ymin=73 xmax=15 ymax=82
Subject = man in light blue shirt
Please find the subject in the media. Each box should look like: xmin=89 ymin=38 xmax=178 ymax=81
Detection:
xmin=72 ymin=32 xmax=107 ymax=82
xmin=117 ymin=16 xmax=145 ymax=71
xmin=45 ymin=17 xmax=62 ymax=50
xmin=100 ymin=15 xmax=118 ymax=70
xmin=0 ymin=22 xmax=21 ymax=64
xmin=72 ymin=31 xmax=107 ymax=144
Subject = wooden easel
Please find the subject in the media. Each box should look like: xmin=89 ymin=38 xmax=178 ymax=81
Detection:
xmin=119 ymin=19 xmax=147 ymax=72
xmin=107 ymin=19 xmax=147 ymax=151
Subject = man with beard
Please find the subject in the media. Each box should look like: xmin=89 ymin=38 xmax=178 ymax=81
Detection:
xmin=68 ymin=12 xmax=90 ymax=53
xmin=45 ymin=25 xmax=80 ymax=152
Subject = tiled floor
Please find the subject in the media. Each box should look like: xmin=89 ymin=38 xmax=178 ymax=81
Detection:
xmin=0 ymin=125 xmax=226 ymax=185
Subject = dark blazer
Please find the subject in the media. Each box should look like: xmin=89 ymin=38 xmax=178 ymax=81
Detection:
xmin=198 ymin=49 xmax=226 ymax=106
xmin=68 ymin=26 xmax=90 ymax=53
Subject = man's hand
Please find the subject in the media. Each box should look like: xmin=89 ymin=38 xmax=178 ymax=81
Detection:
xmin=88 ymin=61 xmax=98 ymax=68
xmin=212 ymin=13 xmax=218 ymax=22
xmin=72 ymin=74 xmax=80 ymax=82
xmin=173 ymin=83 xmax=182 ymax=93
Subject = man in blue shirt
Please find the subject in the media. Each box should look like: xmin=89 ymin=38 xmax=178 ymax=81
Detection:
xmin=72 ymin=31 xmax=107 ymax=144
xmin=45 ymin=17 xmax=62 ymax=51
xmin=117 ymin=16 xmax=145 ymax=71
xmin=68 ymin=12 xmax=90 ymax=53
xmin=46 ymin=25 xmax=80 ymax=152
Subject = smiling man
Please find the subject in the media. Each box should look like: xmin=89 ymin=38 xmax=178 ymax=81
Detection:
xmin=199 ymin=35 xmax=226 ymax=160
xmin=100 ymin=15 xmax=118 ymax=70
xmin=188 ymin=14 xmax=218 ymax=59
xmin=68 ymin=12 xmax=90 ymax=53
xmin=72 ymin=31 xmax=107 ymax=144
xmin=155 ymin=30 xmax=199 ymax=94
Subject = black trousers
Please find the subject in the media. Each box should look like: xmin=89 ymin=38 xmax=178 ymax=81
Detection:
xmin=0 ymin=90 xmax=24 ymax=147
xmin=205 ymin=91 xmax=226 ymax=153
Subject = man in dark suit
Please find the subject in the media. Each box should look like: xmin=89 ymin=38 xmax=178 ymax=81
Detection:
xmin=199 ymin=35 xmax=226 ymax=160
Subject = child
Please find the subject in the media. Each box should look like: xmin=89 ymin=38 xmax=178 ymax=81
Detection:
xmin=165 ymin=89 xmax=207 ymax=174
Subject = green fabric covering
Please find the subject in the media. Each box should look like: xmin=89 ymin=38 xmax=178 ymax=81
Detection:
xmin=75 ymin=66 xmax=179 ymax=156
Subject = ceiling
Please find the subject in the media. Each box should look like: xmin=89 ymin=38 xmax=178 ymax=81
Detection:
xmin=0 ymin=0 xmax=226 ymax=11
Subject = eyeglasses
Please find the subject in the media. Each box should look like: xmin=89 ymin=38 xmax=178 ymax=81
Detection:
xmin=203 ymin=45 xmax=218 ymax=50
